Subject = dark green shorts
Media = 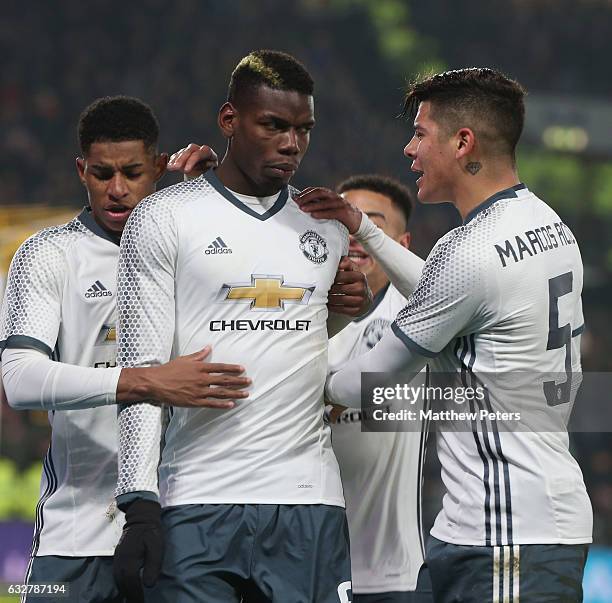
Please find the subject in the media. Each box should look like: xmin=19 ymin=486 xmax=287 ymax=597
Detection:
xmin=426 ymin=536 xmax=589 ymax=602
xmin=147 ymin=503 xmax=352 ymax=603
xmin=26 ymin=555 xmax=124 ymax=603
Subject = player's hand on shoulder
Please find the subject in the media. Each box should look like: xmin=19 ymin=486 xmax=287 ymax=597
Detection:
xmin=167 ymin=143 xmax=218 ymax=180
xmin=294 ymin=187 xmax=363 ymax=234
xmin=144 ymin=346 xmax=251 ymax=408
xmin=328 ymin=256 xmax=372 ymax=317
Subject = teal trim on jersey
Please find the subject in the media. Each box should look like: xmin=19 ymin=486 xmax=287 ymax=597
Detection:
xmin=463 ymin=183 xmax=527 ymax=225
xmin=2 ymin=334 xmax=53 ymax=358
xmin=28 ymin=442 xmax=59 ymax=566
xmin=417 ymin=367 xmax=431 ymax=562
xmin=390 ymin=322 xmax=437 ymax=358
xmin=78 ymin=207 xmax=121 ymax=246
xmin=116 ymin=490 xmax=159 ymax=511
xmin=204 ymin=169 xmax=289 ymax=221
xmin=354 ymin=283 xmax=390 ymax=323
xmin=572 ymin=324 xmax=585 ymax=337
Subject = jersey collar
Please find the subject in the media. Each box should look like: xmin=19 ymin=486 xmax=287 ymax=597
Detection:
xmin=463 ymin=183 xmax=527 ymax=225
xmin=78 ymin=207 xmax=121 ymax=246
xmin=204 ymin=169 xmax=289 ymax=221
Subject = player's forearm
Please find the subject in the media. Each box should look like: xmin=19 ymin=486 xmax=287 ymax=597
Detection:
xmin=116 ymin=402 xmax=164 ymax=500
xmin=325 ymin=330 xmax=428 ymax=407
xmin=113 ymin=199 xmax=178 ymax=501
xmin=354 ymin=214 xmax=425 ymax=299
xmin=1 ymin=348 xmax=121 ymax=411
xmin=1 ymin=349 xmax=174 ymax=410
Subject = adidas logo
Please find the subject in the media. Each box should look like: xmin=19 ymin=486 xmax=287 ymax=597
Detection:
xmin=85 ymin=280 xmax=113 ymax=298
xmin=204 ymin=236 xmax=233 ymax=255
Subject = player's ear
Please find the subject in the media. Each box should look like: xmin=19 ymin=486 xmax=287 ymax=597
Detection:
xmin=218 ymin=102 xmax=238 ymax=139
xmin=398 ymin=231 xmax=411 ymax=249
xmin=155 ymin=153 xmax=169 ymax=181
xmin=455 ymin=127 xmax=476 ymax=159
xmin=75 ymin=157 xmax=87 ymax=186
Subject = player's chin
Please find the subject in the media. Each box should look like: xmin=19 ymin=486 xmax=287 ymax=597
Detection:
xmin=263 ymin=166 xmax=296 ymax=186
xmin=99 ymin=211 xmax=132 ymax=234
xmin=416 ymin=185 xmax=438 ymax=204
xmin=269 ymin=174 xmax=293 ymax=189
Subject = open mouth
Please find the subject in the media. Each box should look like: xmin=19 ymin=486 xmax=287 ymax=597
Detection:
xmin=104 ymin=204 xmax=132 ymax=222
xmin=348 ymin=249 xmax=371 ymax=268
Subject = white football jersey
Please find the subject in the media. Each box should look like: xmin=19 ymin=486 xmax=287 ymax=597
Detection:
xmin=329 ymin=284 xmax=427 ymax=594
xmin=0 ymin=209 xmax=124 ymax=556
xmin=392 ymin=184 xmax=592 ymax=546
xmin=115 ymin=170 xmax=348 ymax=507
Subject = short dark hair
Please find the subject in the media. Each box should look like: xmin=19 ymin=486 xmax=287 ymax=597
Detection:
xmin=228 ymin=50 xmax=314 ymax=107
xmin=403 ymin=68 xmax=526 ymax=160
xmin=336 ymin=174 xmax=414 ymax=229
xmin=78 ymin=96 xmax=160 ymax=155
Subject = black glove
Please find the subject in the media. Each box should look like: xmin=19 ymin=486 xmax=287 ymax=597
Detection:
xmin=113 ymin=499 xmax=164 ymax=603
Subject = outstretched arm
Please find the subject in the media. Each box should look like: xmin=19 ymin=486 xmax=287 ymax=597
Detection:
xmin=295 ymin=187 xmax=425 ymax=299
xmin=1 ymin=346 xmax=250 ymax=411
xmin=353 ymin=213 xmax=425 ymax=299
xmin=325 ymin=328 xmax=429 ymax=408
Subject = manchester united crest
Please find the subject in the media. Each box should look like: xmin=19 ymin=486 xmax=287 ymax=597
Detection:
xmin=299 ymin=230 xmax=328 ymax=264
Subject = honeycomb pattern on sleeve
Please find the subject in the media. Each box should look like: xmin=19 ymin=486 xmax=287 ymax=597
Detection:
xmin=115 ymin=177 xmax=210 ymax=496
xmin=0 ymin=219 xmax=88 ymax=350
xmin=116 ymin=177 xmax=211 ymax=368
xmin=394 ymin=200 xmax=507 ymax=351
xmin=116 ymin=402 xmax=164 ymax=496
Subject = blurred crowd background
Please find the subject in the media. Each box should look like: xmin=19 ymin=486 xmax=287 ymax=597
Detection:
xmin=1 ymin=0 xmax=611 ymax=598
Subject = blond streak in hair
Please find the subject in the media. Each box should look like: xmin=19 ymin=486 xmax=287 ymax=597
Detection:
xmin=233 ymin=54 xmax=283 ymax=87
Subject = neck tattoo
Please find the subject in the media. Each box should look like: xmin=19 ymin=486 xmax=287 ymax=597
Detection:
xmin=466 ymin=161 xmax=482 ymax=175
